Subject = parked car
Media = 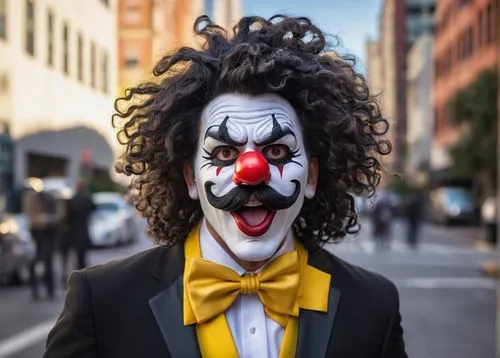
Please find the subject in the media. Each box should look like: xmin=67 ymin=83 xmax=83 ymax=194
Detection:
xmin=353 ymin=195 xmax=374 ymax=217
xmin=40 ymin=177 xmax=75 ymax=200
xmin=427 ymin=186 xmax=477 ymax=225
xmin=0 ymin=213 xmax=35 ymax=285
xmin=89 ymin=192 xmax=137 ymax=247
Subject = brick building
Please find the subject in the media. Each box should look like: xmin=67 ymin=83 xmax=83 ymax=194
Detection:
xmin=432 ymin=0 xmax=497 ymax=170
xmin=118 ymin=0 xmax=241 ymax=95
xmin=117 ymin=0 xmax=204 ymax=95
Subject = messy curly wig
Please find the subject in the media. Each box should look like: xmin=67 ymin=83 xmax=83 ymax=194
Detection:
xmin=113 ymin=15 xmax=391 ymax=250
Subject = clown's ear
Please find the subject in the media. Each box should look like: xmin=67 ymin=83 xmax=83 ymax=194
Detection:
xmin=183 ymin=163 xmax=199 ymax=200
xmin=305 ymin=157 xmax=318 ymax=199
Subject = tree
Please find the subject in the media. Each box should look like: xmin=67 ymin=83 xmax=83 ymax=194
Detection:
xmin=446 ymin=69 xmax=498 ymax=198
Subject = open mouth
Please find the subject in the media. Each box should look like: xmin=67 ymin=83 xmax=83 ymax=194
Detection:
xmin=230 ymin=199 xmax=276 ymax=237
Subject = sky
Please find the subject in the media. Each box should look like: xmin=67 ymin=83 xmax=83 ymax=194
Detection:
xmin=243 ymin=0 xmax=382 ymax=74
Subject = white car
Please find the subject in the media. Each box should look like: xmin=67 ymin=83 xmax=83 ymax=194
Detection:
xmin=89 ymin=192 xmax=137 ymax=247
xmin=0 ymin=213 xmax=36 ymax=285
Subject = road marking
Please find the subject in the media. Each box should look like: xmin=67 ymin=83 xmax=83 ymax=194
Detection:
xmin=397 ymin=277 xmax=497 ymax=290
xmin=0 ymin=320 xmax=54 ymax=358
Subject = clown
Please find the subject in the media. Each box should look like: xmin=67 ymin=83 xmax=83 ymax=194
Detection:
xmin=45 ymin=15 xmax=407 ymax=358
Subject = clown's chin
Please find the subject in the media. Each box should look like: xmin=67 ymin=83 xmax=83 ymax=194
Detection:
xmin=230 ymin=206 xmax=277 ymax=237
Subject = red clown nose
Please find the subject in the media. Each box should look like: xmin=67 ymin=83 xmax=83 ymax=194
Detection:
xmin=233 ymin=151 xmax=271 ymax=186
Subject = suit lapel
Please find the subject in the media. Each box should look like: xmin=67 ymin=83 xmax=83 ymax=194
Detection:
xmin=297 ymin=249 xmax=342 ymax=358
xmin=148 ymin=244 xmax=202 ymax=358
xmin=149 ymin=275 xmax=202 ymax=358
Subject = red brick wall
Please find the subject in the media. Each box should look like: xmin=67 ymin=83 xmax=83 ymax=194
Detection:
xmin=433 ymin=0 xmax=497 ymax=148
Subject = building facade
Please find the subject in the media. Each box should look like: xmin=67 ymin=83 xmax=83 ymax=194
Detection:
xmin=365 ymin=40 xmax=384 ymax=97
xmin=118 ymin=0 xmax=155 ymax=94
xmin=118 ymin=0 xmax=208 ymax=95
xmin=0 ymin=0 xmax=118 ymax=188
xmin=406 ymin=35 xmax=434 ymax=176
xmin=432 ymin=0 xmax=497 ymax=170
xmin=376 ymin=0 xmax=407 ymax=172
xmin=367 ymin=0 xmax=435 ymax=172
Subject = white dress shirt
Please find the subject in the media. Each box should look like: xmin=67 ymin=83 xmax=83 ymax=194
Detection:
xmin=199 ymin=219 xmax=294 ymax=358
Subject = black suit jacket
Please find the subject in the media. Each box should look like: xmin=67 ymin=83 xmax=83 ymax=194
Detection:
xmin=44 ymin=244 xmax=407 ymax=357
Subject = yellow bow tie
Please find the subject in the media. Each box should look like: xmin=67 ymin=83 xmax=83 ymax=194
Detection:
xmin=185 ymin=251 xmax=300 ymax=327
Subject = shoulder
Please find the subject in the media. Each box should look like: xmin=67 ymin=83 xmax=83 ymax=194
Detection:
xmin=79 ymin=245 xmax=171 ymax=287
xmin=329 ymin=249 xmax=396 ymax=289
xmin=311 ymin=247 xmax=400 ymax=309
xmin=67 ymin=245 xmax=183 ymax=315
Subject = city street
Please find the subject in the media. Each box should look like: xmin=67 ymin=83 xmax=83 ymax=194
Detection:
xmin=0 ymin=218 xmax=496 ymax=358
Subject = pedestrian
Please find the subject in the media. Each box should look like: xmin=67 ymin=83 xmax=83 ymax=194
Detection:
xmin=58 ymin=194 xmax=72 ymax=286
xmin=63 ymin=179 xmax=96 ymax=274
xmin=44 ymin=15 xmax=407 ymax=357
xmin=22 ymin=181 xmax=58 ymax=301
xmin=371 ymin=189 xmax=395 ymax=250
xmin=404 ymin=187 xmax=425 ymax=250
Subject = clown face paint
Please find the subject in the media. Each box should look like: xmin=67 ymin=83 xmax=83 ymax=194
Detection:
xmin=186 ymin=93 xmax=316 ymax=262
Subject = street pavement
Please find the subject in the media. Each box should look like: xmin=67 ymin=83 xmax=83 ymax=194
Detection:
xmin=0 ymin=218 xmax=496 ymax=358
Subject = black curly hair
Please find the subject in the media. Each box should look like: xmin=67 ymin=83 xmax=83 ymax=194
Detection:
xmin=113 ymin=15 xmax=391 ymax=251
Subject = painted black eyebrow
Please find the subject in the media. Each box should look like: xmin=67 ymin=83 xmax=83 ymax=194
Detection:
xmin=254 ymin=114 xmax=296 ymax=146
xmin=204 ymin=116 xmax=247 ymax=146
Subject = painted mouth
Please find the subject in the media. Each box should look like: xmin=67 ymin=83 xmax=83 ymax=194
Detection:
xmin=230 ymin=198 xmax=276 ymax=237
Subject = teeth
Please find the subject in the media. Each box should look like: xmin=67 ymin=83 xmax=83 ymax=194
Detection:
xmin=245 ymin=200 xmax=261 ymax=207
xmin=245 ymin=196 xmax=262 ymax=207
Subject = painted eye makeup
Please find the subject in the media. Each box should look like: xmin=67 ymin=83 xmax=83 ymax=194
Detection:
xmin=203 ymin=146 xmax=240 ymax=167
xmin=261 ymin=144 xmax=300 ymax=166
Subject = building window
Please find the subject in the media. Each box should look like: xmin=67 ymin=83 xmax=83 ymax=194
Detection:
xmin=467 ymin=26 xmax=474 ymax=57
xmin=486 ymin=3 xmax=494 ymax=43
xmin=0 ymin=72 xmax=9 ymax=93
xmin=125 ymin=56 xmax=138 ymax=67
xmin=101 ymin=51 xmax=108 ymax=94
xmin=63 ymin=22 xmax=69 ymax=75
xmin=124 ymin=43 xmax=140 ymax=68
xmin=478 ymin=10 xmax=484 ymax=47
xmin=434 ymin=108 xmax=439 ymax=134
xmin=77 ymin=32 xmax=83 ymax=82
xmin=47 ymin=9 xmax=54 ymax=66
xmin=447 ymin=48 xmax=453 ymax=72
xmin=25 ymin=0 xmax=35 ymax=56
xmin=458 ymin=34 xmax=465 ymax=61
xmin=0 ymin=0 xmax=6 ymax=40
xmin=407 ymin=4 xmax=422 ymax=16
xmin=462 ymin=32 xmax=467 ymax=59
xmin=90 ymin=41 xmax=96 ymax=88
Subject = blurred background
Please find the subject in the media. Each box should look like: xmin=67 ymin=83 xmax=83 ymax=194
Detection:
xmin=0 ymin=0 xmax=498 ymax=357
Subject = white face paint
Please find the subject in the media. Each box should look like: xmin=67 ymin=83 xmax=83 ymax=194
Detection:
xmin=187 ymin=93 xmax=315 ymax=261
